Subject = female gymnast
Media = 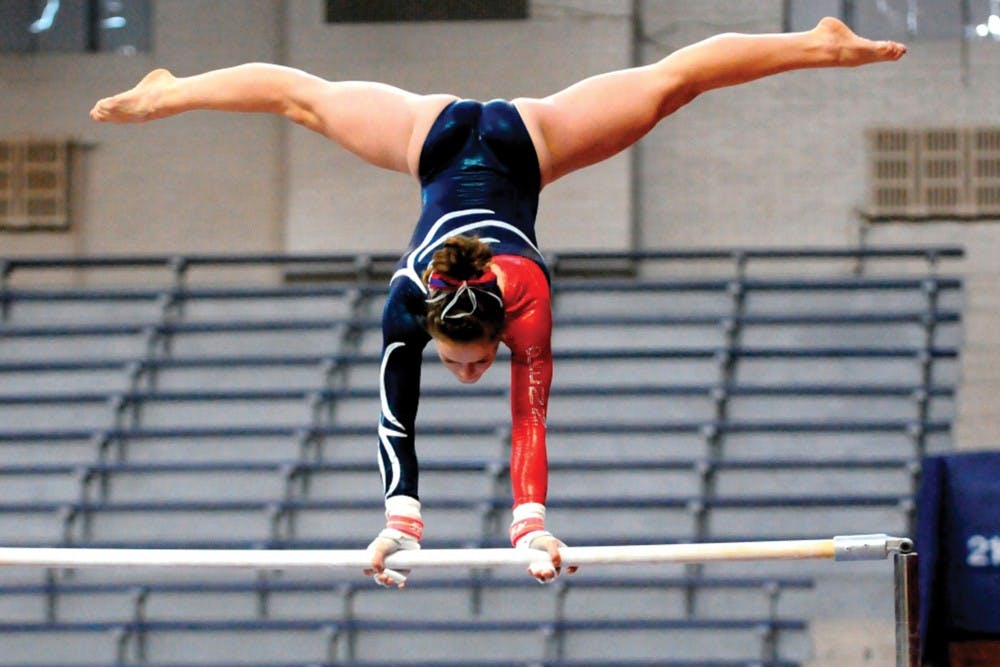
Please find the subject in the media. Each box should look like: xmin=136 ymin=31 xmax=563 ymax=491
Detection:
xmin=91 ymin=17 xmax=906 ymax=587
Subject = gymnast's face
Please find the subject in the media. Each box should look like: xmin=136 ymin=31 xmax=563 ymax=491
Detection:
xmin=434 ymin=337 xmax=500 ymax=384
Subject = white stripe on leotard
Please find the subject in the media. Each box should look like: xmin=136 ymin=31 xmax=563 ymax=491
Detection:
xmin=390 ymin=208 xmax=542 ymax=294
xmin=378 ymin=341 xmax=407 ymax=496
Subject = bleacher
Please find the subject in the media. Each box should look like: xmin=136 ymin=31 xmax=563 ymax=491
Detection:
xmin=0 ymin=247 xmax=962 ymax=666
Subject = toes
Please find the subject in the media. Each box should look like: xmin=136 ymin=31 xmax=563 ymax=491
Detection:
xmin=891 ymin=42 xmax=908 ymax=58
xmin=89 ymin=101 xmax=107 ymax=121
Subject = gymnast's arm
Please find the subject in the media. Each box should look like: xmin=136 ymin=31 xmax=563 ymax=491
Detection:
xmin=89 ymin=63 xmax=455 ymax=175
xmin=503 ymin=273 xmax=577 ymax=581
xmin=365 ymin=281 xmax=430 ymax=588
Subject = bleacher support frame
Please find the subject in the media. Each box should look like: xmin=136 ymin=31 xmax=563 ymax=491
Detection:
xmin=0 ymin=246 xmax=961 ymax=667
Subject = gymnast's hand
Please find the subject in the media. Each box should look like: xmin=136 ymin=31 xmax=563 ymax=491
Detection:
xmin=365 ymin=495 xmax=423 ymax=588
xmin=510 ymin=502 xmax=577 ymax=583
xmin=519 ymin=531 xmax=578 ymax=583
xmin=365 ymin=528 xmax=419 ymax=588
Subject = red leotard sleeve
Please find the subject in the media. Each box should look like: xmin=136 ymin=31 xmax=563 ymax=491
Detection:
xmin=494 ymin=255 xmax=552 ymax=507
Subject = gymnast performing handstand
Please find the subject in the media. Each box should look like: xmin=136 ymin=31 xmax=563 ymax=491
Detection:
xmin=91 ymin=17 xmax=906 ymax=587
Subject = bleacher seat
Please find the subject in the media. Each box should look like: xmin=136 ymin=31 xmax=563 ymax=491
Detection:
xmin=0 ymin=572 xmax=813 ymax=665
xmin=0 ymin=246 xmax=963 ymax=666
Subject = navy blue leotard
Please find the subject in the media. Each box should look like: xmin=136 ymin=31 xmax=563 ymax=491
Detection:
xmin=378 ymin=99 xmax=552 ymax=504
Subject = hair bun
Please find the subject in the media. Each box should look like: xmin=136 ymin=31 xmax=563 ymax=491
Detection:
xmin=427 ymin=236 xmax=493 ymax=282
xmin=422 ymin=235 xmax=504 ymax=343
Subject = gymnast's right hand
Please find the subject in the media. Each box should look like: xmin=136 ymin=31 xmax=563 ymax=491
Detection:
xmin=365 ymin=496 xmax=423 ymax=588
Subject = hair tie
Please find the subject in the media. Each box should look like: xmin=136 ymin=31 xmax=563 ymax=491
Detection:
xmin=426 ymin=270 xmax=502 ymax=320
xmin=427 ymin=269 xmax=497 ymax=292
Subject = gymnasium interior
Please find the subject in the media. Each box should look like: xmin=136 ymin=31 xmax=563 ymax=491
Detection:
xmin=2 ymin=2 xmax=999 ymax=666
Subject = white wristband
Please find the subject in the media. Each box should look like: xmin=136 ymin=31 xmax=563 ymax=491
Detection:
xmin=385 ymin=495 xmax=422 ymax=519
xmin=510 ymin=502 xmax=547 ymax=547
xmin=384 ymin=495 xmax=423 ymax=541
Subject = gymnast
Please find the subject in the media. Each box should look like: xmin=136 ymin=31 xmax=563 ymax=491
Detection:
xmin=91 ymin=17 xmax=906 ymax=587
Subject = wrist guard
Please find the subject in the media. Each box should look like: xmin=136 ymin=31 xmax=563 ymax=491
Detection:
xmin=510 ymin=502 xmax=550 ymax=548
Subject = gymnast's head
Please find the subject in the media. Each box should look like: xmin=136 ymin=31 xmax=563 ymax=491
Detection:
xmin=423 ymin=236 xmax=505 ymax=384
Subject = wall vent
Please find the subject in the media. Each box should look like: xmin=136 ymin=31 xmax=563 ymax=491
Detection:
xmin=0 ymin=139 xmax=70 ymax=231
xmin=867 ymin=127 xmax=1000 ymax=220
xmin=868 ymin=128 xmax=917 ymax=217
xmin=971 ymin=127 xmax=1000 ymax=216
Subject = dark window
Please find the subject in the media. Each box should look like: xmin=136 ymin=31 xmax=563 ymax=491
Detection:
xmin=785 ymin=0 xmax=998 ymax=40
xmin=325 ymin=0 xmax=529 ymax=24
xmin=0 ymin=0 xmax=151 ymax=54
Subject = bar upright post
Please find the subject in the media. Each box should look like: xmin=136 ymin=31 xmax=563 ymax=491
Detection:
xmin=894 ymin=551 xmax=920 ymax=667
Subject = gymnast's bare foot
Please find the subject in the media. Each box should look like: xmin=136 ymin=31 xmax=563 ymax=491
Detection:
xmin=814 ymin=16 xmax=907 ymax=65
xmin=90 ymin=68 xmax=176 ymax=123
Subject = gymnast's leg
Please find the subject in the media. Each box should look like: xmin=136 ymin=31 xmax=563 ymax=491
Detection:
xmin=90 ymin=64 xmax=455 ymax=175
xmin=516 ymin=17 xmax=907 ymax=185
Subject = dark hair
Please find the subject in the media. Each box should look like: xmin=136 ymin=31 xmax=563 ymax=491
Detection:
xmin=423 ymin=236 xmax=505 ymax=343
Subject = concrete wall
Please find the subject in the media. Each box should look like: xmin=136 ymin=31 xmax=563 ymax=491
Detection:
xmin=4 ymin=1 xmax=997 ymax=260
xmin=281 ymin=0 xmax=633 ymax=254
xmin=0 ymin=0 xmax=287 ymax=258
xmin=636 ymin=4 xmax=1000 ymax=247
xmin=630 ymin=5 xmax=1000 ymax=452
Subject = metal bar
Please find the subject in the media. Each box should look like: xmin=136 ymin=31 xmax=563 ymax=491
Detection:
xmin=894 ymin=551 xmax=920 ymax=667
xmin=0 ymin=534 xmax=911 ymax=571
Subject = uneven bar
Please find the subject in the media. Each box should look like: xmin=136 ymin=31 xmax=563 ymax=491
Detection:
xmin=0 ymin=534 xmax=912 ymax=571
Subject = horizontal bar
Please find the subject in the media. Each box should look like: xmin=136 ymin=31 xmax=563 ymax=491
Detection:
xmin=1 ymin=278 xmax=964 ymax=299
xmin=0 ymin=494 xmax=915 ymax=514
xmin=0 ymin=535 xmax=911 ymax=571
xmin=0 ymin=416 xmax=955 ymax=442
xmin=0 ymin=574 xmax=816 ymax=595
xmin=0 ymin=455 xmax=923 ymax=477
xmin=0 ymin=245 xmax=964 ymax=271
xmin=0 ymin=383 xmax=957 ymax=406
xmin=0 ymin=310 xmax=964 ymax=338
